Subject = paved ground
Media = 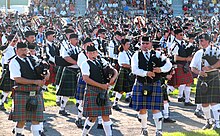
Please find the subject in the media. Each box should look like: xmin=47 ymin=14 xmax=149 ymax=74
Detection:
xmin=0 ymin=96 xmax=211 ymax=136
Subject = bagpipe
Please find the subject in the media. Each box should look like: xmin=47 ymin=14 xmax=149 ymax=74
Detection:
xmin=202 ymin=46 xmax=220 ymax=66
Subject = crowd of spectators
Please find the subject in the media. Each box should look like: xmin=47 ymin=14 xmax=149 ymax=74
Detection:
xmin=182 ymin=0 xmax=220 ymax=16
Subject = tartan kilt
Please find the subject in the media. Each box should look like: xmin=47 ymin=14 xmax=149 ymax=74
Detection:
xmin=0 ymin=68 xmax=14 ymax=91
xmin=56 ymin=67 xmax=78 ymax=96
xmin=55 ymin=66 xmax=64 ymax=86
xmin=130 ymin=80 xmax=164 ymax=111
xmin=45 ymin=63 xmax=56 ymax=85
xmin=83 ymin=85 xmax=112 ymax=117
xmin=113 ymin=68 xmax=134 ymax=93
xmin=167 ymin=64 xmax=193 ymax=86
xmin=75 ymin=75 xmax=86 ymax=100
xmin=195 ymin=71 xmax=220 ymax=104
xmin=8 ymin=85 xmax=44 ymax=122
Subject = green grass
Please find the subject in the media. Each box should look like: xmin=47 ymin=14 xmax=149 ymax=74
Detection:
xmin=163 ymin=130 xmax=220 ymax=136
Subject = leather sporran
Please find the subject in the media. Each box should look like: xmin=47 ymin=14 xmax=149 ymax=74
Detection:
xmin=142 ymin=85 xmax=153 ymax=96
xmin=200 ymin=81 xmax=208 ymax=95
xmin=183 ymin=63 xmax=190 ymax=73
xmin=96 ymin=91 xmax=107 ymax=106
xmin=26 ymin=96 xmax=38 ymax=112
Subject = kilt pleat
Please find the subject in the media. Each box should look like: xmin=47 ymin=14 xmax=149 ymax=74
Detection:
xmin=56 ymin=67 xmax=78 ymax=96
xmin=130 ymin=80 xmax=164 ymax=111
xmin=55 ymin=66 xmax=64 ymax=86
xmin=195 ymin=71 xmax=220 ymax=104
xmin=75 ymin=75 xmax=86 ymax=100
xmin=83 ymin=85 xmax=112 ymax=117
xmin=0 ymin=69 xmax=14 ymax=91
xmin=9 ymin=93 xmax=44 ymax=122
xmin=114 ymin=68 xmax=134 ymax=93
xmin=167 ymin=65 xmax=193 ymax=86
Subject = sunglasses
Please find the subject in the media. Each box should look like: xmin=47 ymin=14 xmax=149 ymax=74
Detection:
xmin=142 ymin=42 xmax=150 ymax=45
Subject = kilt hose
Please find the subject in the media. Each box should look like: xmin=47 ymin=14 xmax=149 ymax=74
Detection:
xmin=114 ymin=68 xmax=134 ymax=93
xmin=45 ymin=63 xmax=56 ymax=85
xmin=83 ymin=85 xmax=112 ymax=117
xmin=9 ymin=85 xmax=44 ymax=122
xmin=195 ymin=70 xmax=220 ymax=104
xmin=167 ymin=64 xmax=193 ymax=86
xmin=75 ymin=75 xmax=86 ymax=100
xmin=130 ymin=80 xmax=164 ymax=111
xmin=56 ymin=67 xmax=78 ymax=97
xmin=0 ymin=68 xmax=14 ymax=91
xmin=55 ymin=66 xmax=64 ymax=86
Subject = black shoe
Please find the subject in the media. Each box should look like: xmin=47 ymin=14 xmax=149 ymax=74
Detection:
xmin=178 ymin=97 xmax=185 ymax=102
xmin=156 ymin=130 xmax=162 ymax=136
xmin=136 ymin=114 xmax=141 ymax=123
xmin=97 ymin=123 xmax=103 ymax=129
xmin=163 ymin=117 xmax=176 ymax=123
xmin=39 ymin=131 xmax=46 ymax=136
xmin=12 ymin=128 xmax=15 ymax=134
xmin=56 ymin=101 xmax=60 ymax=106
xmin=59 ymin=110 xmax=70 ymax=116
xmin=125 ymin=97 xmax=131 ymax=103
xmin=194 ymin=111 xmax=204 ymax=119
xmin=0 ymin=104 xmax=6 ymax=111
xmin=202 ymin=122 xmax=213 ymax=130
xmin=75 ymin=118 xmax=84 ymax=128
xmin=5 ymin=97 xmax=8 ymax=104
xmin=141 ymin=128 xmax=148 ymax=136
xmin=184 ymin=102 xmax=196 ymax=106
xmin=112 ymin=105 xmax=122 ymax=111
xmin=16 ymin=133 xmax=24 ymax=136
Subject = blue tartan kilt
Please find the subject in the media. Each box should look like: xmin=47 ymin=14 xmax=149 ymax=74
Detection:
xmin=83 ymin=85 xmax=112 ymax=117
xmin=55 ymin=66 xmax=64 ymax=86
xmin=56 ymin=67 xmax=78 ymax=97
xmin=75 ymin=75 xmax=86 ymax=100
xmin=130 ymin=80 xmax=164 ymax=111
xmin=0 ymin=68 xmax=14 ymax=91
xmin=195 ymin=70 xmax=220 ymax=104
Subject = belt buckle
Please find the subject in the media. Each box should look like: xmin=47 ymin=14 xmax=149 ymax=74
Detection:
xmin=29 ymin=91 xmax=36 ymax=96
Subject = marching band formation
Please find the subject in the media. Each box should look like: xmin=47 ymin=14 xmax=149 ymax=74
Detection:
xmin=0 ymin=11 xmax=220 ymax=136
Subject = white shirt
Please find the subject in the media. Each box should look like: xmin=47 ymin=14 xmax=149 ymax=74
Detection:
xmin=166 ymin=34 xmax=175 ymax=54
xmin=3 ymin=45 xmax=16 ymax=64
xmin=9 ymin=56 xmax=34 ymax=80
xmin=118 ymin=50 xmax=131 ymax=66
xmin=190 ymin=46 xmax=220 ymax=71
xmin=131 ymin=50 xmax=172 ymax=77
xmin=77 ymin=51 xmax=87 ymax=68
xmin=81 ymin=58 xmax=108 ymax=76
xmin=169 ymin=39 xmax=183 ymax=56
xmin=46 ymin=40 xmax=55 ymax=63
xmin=108 ymin=40 xmax=118 ymax=59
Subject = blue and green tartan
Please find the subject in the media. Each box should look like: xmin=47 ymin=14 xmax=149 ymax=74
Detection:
xmin=0 ymin=68 xmax=14 ymax=91
xmin=83 ymin=85 xmax=112 ymax=117
xmin=56 ymin=67 xmax=78 ymax=96
xmin=75 ymin=75 xmax=86 ymax=100
xmin=130 ymin=80 xmax=164 ymax=111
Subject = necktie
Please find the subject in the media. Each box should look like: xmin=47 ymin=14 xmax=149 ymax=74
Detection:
xmin=24 ymin=58 xmax=33 ymax=70
xmin=145 ymin=51 xmax=150 ymax=60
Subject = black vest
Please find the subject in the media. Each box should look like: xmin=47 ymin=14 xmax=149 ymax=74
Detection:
xmin=15 ymin=57 xmax=40 ymax=80
xmin=174 ymin=41 xmax=187 ymax=65
xmin=137 ymin=50 xmax=166 ymax=83
xmin=87 ymin=60 xmax=107 ymax=84
xmin=48 ymin=43 xmax=59 ymax=57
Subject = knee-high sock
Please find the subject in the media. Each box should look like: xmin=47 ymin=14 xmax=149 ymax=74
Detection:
xmin=0 ymin=91 xmax=9 ymax=105
xmin=195 ymin=104 xmax=202 ymax=112
xmin=56 ymin=96 xmax=61 ymax=103
xmin=82 ymin=117 xmax=95 ymax=136
xmin=31 ymin=124 xmax=41 ymax=136
xmin=178 ymin=84 xmax=186 ymax=98
xmin=39 ymin=122 xmax=44 ymax=132
xmin=126 ymin=92 xmax=132 ymax=98
xmin=98 ymin=116 xmax=102 ymax=124
xmin=211 ymin=105 xmax=220 ymax=127
xmin=163 ymin=103 xmax=169 ymax=119
xmin=77 ymin=101 xmax=83 ymax=120
xmin=184 ymin=86 xmax=191 ymax=103
xmin=153 ymin=112 xmax=163 ymax=131
xmin=139 ymin=113 xmax=147 ymax=129
xmin=113 ymin=92 xmax=122 ymax=106
xmin=15 ymin=127 xmax=23 ymax=135
xmin=60 ymin=96 xmax=69 ymax=110
xmin=103 ymin=120 xmax=113 ymax=136
xmin=202 ymin=106 xmax=212 ymax=124
xmin=166 ymin=85 xmax=175 ymax=94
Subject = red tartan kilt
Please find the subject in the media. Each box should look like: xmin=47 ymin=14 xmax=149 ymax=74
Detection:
xmin=45 ymin=64 xmax=56 ymax=85
xmin=167 ymin=66 xmax=193 ymax=86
